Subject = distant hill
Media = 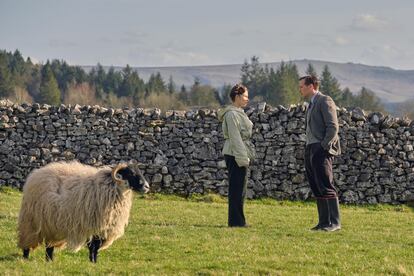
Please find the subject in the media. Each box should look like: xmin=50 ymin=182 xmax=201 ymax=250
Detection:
xmin=83 ymin=60 xmax=414 ymax=103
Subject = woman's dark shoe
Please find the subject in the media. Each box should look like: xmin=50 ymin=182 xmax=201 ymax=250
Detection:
xmin=229 ymin=224 xmax=249 ymax=228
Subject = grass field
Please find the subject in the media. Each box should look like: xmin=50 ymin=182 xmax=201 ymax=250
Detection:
xmin=1 ymin=186 xmax=414 ymax=275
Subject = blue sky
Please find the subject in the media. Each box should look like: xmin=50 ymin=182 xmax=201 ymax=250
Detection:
xmin=1 ymin=0 xmax=413 ymax=69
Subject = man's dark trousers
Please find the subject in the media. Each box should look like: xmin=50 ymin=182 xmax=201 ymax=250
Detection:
xmin=305 ymin=142 xmax=341 ymax=231
xmin=225 ymin=154 xmax=247 ymax=227
xmin=305 ymin=143 xmax=337 ymax=199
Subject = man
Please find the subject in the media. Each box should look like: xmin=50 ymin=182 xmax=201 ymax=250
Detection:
xmin=299 ymin=75 xmax=341 ymax=232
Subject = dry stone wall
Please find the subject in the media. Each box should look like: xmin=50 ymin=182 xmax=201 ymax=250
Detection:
xmin=1 ymin=99 xmax=414 ymax=204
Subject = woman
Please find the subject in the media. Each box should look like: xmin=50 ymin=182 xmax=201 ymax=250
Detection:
xmin=218 ymin=84 xmax=254 ymax=227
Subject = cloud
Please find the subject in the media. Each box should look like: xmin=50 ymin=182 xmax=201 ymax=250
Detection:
xmin=260 ymin=51 xmax=291 ymax=62
xmin=228 ymin=28 xmax=263 ymax=37
xmin=359 ymin=44 xmax=410 ymax=67
xmin=228 ymin=29 xmax=247 ymax=37
xmin=160 ymin=39 xmax=192 ymax=52
xmin=159 ymin=50 xmax=212 ymax=66
xmin=97 ymin=37 xmax=114 ymax=43
xmin=155 ymin=45 xmax=211 ymax=65
xmin=126 ymin=44 xmax=215 ymax=66
xmin=301 ymin=33 xmax=349 ymax=48
xmin=49 ymin=39 xmax=77 ymax=48
xmin=334 ymin=36 xmax=349 ymax=46
xmin=120 ymin=30 xmax=149 ymax=45
xmin=349 ymin=14 xmax=389 ymax=31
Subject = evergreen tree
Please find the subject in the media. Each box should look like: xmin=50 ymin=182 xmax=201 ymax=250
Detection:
xmin=213 ymin=88 xmax=222 ymax=106
xmin=104 ymin=67 xmax=122 ymax=94
xmin=320 ymin=65 xmax=342 ymax=102
xmin=266 ymin=62 xmax=301 ymax=106
xmin=240 ymin=56 xmax=267 ymax=99
xmin=241 ymin=60 xmax=250 ymax=84
xmin=27 ymin=66 xmax=41 ymax=97
xmin=0 ymin=61 xmax=14 ymax=98
xmin=354 ymin=87 xmax=384 ymax=112
xmin=193 ymin=77 xmax=201 ymax=87
xmin=73 ymin=66 xmax=87 ymax=83
xmin=146 ymin=72 xmax=166 ymax=95
xmin=119 ymin=65 xmax=145 ymax=104
xmin=220 ymin=84 xmax=232 ymax=105
xmin=87 ymin=63 xmax=108 ymax=98
xmin=95 ymin=63 xmax=107 ymax=93
xmin=306 ymin=63 xmax=318 ymax=78
xmin=180 ymin=84 xmax=186 ymax=93
xmin=10 ymin=49 xmax=26 ymax=86
xmin=188 ymin=82 xmax=220 ymax=107
xmin=283 ymin=63 xmax=301 ymax=104
xmin=178 ymin=84 xmax=188 ymax=104
xmin=340 ymin=87 xmax=355 ymax=107
xmin=167 ymin=75 xmax=176 ymax=94
xmin=50 ymin=60 xmax=79 ymax=97
xmin=87 ymin=67 xmax=96 ymax=85
xmin=39 ymin=62 xmax=61 ymax=105
xmin=265 ymin=67 xmax=279 ymax=104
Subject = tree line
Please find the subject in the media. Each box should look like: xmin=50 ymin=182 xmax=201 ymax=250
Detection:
xmin=0 ymin=49 xmax=407 ymax=116
xmin=0 ymin=49 xmax=224 ymax=110
xmin=240 ymin=56 xmax=385 ymax=112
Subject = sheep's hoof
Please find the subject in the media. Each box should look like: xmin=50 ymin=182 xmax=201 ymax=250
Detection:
xmin=46 ymin=247 xmax=54 ymax=262
xmin=88 ymin=237 xmax=102 ymax=263
xmin=89 ymin=252 xmax=98 ymax=263
xmin=23 ymin=249 xmax=29 ymax=259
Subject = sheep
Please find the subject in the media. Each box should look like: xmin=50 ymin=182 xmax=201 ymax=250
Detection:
xmin=17 ymin=161 xmax=150 ymax=263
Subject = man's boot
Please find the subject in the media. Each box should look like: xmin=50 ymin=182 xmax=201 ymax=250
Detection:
xmin=323 ymin=197 xmax=341 ymax=232
xmin=311 ymin=198 xmax=330 ymax=230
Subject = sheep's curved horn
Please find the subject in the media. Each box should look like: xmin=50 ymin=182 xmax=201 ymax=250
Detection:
xmin=111 ymin=163 xmax=128 ymax=185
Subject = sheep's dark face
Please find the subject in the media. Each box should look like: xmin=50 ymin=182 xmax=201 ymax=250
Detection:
xmin=117 ymin=167 xmax=150 ymax=193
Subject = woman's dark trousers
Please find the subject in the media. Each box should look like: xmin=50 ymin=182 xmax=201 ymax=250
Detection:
xmin=225 ymin=155 xmax=247 ymax=227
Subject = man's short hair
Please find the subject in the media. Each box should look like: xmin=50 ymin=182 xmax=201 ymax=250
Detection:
xmin=299 ymin=75 xmax=319 ymax=90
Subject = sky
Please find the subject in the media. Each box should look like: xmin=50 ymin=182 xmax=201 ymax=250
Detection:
xmin=1 ymin=0 xmax=414 ymax=69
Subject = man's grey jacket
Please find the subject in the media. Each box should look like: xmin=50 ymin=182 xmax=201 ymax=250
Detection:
xmin=305 ymin=92 xmax=341 ymax=156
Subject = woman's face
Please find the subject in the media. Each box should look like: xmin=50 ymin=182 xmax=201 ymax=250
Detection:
xmin=235 ymin=90 xmax=249 ymax=108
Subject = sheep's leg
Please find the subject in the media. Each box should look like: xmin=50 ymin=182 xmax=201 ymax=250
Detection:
xmin=45 ymin=247 xmax=54 ymax=262
xmin=87 ymin=236 xmax=102 ymax=263
xmin=23 ymin=249 xmax=29 ymax=259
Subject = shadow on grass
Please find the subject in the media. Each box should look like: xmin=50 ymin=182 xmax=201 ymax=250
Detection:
xmin=190 ymin=224 xmax=228 ymax=229
xmin=137 ymin=222 xmax=227 ymax=229
xmin=405 ymin=201 xmax=414 ymax=212
xmin=0 ymin=253 xmax=20 ymax=262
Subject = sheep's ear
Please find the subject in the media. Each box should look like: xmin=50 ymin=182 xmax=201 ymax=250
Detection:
xmin=111 ymin=163 xmax=128 ymax=185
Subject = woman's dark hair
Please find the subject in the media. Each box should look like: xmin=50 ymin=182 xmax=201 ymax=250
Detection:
xmin=299 ymin=75 xmax=319 ymax=90
xmin=229 ymin=84 xmax=248 ymax=102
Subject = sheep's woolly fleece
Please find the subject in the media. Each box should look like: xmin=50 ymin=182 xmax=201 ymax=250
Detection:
xmin=18 ymin=161 xmax=133 ymax=252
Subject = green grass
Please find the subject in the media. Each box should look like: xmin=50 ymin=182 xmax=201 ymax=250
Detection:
xmin=1 ymin=186 xmax=414 ymax=275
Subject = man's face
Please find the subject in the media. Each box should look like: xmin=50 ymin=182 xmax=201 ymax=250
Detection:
xmin=299 ymin=79 xmax=314 ymax=98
